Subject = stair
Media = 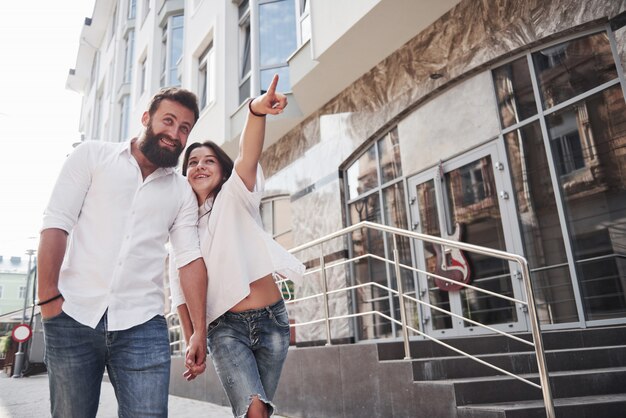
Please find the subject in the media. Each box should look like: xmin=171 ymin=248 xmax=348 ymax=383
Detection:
xmin=376 ymin=326 xmax=626 ymax=417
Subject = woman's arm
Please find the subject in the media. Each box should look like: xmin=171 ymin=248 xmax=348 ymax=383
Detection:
xmin=235 ymin=74 xmax=288 ymax=191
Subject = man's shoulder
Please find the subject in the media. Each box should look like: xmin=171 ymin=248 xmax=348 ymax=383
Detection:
xmin=74 ymin=139 xmax=127 ymax=154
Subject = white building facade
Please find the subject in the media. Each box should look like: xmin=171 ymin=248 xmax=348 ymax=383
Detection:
xmin=67 ymin=0 xmax=626 ymax=345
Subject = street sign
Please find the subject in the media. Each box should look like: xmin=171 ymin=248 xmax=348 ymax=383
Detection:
xmin=11 ymin=324 xmax=32 ymax=343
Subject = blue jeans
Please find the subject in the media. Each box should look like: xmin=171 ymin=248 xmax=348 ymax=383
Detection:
xmin=43 ymin=311 xmax=170 ymax=418
xmin=207 ymin=299 xmax=291 ymax=418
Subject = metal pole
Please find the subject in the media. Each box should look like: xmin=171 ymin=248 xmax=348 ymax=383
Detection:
xmin=392 ymin=236 xmax=411 ymax=360
xmin=319 ymin=244 xmax=332 ymax=346
xmin=12 ymin=249 xmax=35 ymax=378
xmin=519 ymin=260 xmax=555 ymax=418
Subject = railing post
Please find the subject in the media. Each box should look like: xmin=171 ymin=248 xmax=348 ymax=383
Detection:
xmin=519 ymin=261 xmax=555 ymax=418
xmin=392 ymin=236 xmax=411 ymax=360
xmin=320 ymin=244 xmax=332 ymax=346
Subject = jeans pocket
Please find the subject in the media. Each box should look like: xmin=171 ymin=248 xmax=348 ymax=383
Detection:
xmin=271 ymin=305 xmax=290 ymax=328
xmin=206 ymin=316 xmax=223 ymax=337
xmin=42 ymin=310 xmax=66 ymax=322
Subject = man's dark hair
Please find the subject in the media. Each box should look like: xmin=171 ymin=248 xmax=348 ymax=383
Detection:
xmin=148 ymin=87 xmax=200 ymax=123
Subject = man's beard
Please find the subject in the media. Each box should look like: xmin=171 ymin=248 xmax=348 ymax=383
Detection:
xmin=139 ymin=123 xmax=183 ymax=168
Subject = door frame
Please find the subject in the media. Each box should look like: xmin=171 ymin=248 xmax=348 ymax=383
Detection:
xmin=407 ymin=140 xmax=530 ymax=338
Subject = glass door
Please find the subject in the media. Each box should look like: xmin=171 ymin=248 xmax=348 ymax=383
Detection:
xmin=408 ymin=142 xmax=528 ymax=337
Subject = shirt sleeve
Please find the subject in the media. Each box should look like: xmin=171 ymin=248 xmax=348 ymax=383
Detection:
xmin=227 ymin=164 xmax=264 ymax=217
xmin=168 ymin=247 xmax=186 ymax=308
xmin=41 ymin=142 xmax=94 ymax=233
xmin=169 ymin=181 xmax=202 ymax=268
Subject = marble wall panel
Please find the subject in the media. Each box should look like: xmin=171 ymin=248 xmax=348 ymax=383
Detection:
xmin=289 ymin=265 xmax=352 ymax=343
xmin=398 ymin=71 xmax=500 ymax=177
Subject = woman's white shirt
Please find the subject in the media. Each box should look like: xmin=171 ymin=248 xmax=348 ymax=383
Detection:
xmin=170 ymin=165 xmax=305 ymax=324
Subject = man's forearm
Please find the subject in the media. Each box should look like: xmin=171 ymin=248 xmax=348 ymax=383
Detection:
xmin=37 ymin=228 xmax=68 ymax=300
xmin=179 ymin=258 xmax=208 ymax=333
xmin=176 ymin=303 xmax=194 ymax=345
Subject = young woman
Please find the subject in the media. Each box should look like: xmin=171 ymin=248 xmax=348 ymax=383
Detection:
xmin=170 ymin=74 xmax=305 ymax=418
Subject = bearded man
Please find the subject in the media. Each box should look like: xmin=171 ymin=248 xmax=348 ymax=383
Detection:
xmin=37 ymin=87 xmax=208 ymax=418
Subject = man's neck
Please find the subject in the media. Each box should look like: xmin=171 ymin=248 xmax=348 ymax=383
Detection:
xmin=130 ymin=138 xmax=159 ymax=180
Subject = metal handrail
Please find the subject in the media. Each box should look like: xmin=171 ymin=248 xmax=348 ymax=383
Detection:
xmin=165 ymin=221 xmax=555 ymax=416
xmin=284 ymin=220 xmax=555 ymax=418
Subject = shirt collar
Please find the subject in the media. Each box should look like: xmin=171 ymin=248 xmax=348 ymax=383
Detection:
xmin=123 ymin=138 xmax=176 ymax=176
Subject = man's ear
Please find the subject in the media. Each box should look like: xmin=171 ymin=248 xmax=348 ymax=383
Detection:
xmin=141 ymin=111 xmax=150 ymax=127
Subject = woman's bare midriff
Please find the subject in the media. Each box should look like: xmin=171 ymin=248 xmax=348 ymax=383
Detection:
xmin=229 ymin=273 xmax=282 ymax=312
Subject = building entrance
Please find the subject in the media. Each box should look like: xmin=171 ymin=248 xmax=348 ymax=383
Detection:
xmin=408 ymin=142 xmax=528 ymax=337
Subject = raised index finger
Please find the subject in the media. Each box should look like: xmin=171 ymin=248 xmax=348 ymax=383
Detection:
xmin=266 ymin=74 xmax=279 ymax=96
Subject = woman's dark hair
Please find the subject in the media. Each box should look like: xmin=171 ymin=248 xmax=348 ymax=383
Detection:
xmin=182 ymin=141 xmax=234 ymax=200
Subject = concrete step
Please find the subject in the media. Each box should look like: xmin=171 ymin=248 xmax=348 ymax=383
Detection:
xmin=448 ymin=367 xmax=626 ymax=406
xmin=404 ymin=345 xmax=626 ymax=380
xmin=456 ymin=393 xmax=626 ymax=418
xmin=377 ymin=325 xmax=626 ymax=361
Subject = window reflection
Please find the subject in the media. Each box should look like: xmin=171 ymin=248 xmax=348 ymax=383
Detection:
xmin=443 ymin=158 xmax=516 ymax=326
xmin=346 ymin=129 xmax=409 ymax=340
xmin=383 ymin=184 xmax=417 ymax=329
xmin=346 ymin=145 xmax=377 ymax=200
xmin=532 ymin=33 xmax=617 ymax=110
xmin=378 ymin=129 xmax=403 ymax=184
xmin=546 ymin=85 xmax=626 ymax=321
xmin=493 ymin=56 xmax=537 ymax=128
xmin=349 ymin=194 xmax=391 ymax=338
xmin=416 ymin=180 xmax=451 ymax=330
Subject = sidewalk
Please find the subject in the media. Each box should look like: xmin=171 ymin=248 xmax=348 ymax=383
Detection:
xmin=0 ymin=371 xmax=238 ymax=417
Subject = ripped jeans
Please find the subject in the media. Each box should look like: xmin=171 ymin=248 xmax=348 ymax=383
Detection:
xmin=207 ymin=299 xmax=290 ymax=418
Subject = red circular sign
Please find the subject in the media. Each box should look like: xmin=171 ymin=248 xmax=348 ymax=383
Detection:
xmin=11 ymin=324 xmax=32 ymax=343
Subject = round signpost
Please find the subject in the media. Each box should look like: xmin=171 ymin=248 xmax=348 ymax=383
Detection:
xmin=11 ymin=324 xmax=32 ymax=343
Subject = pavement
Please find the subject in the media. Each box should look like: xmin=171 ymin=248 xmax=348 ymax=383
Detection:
xmin=0 ymin=370 xmax=264 ymax=417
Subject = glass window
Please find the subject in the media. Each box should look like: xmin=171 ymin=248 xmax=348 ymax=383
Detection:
xmin=345 ymin=128 xmax=409 ymax=340
xmin=199 ymin=43 xmax=215 ymax=109
xmin=443 ymin=158 xmax=516 ymax=326
xmin=298 ymin=0 xmax=311 ymax=45
xmin=532 ymin=32 xmax=618 ymax=110
xmin=260 ymin=195 xmax=295 ymax=250
xmin=123 ymin=30 xmax=135 ymax=84
xmin=140 ymin=56 xmax=147 ymax=94
xmin=349 ymin=192 xmax=391 ymax=338
xmin=504 ymin=122 xmax=578 ymax=324
xmin=545 ymin=85 xmax=626 ymax=321
xmin=346 ymin=145 xmax=378 ymax=200
xmin=416 ymin=180 xmax=452 ymax=329
xmin=161 ymin=15 xmax=184 ymax=87
xmin=169 ymin=15 xmax=184 ymax=86
xmin=493 ymin=30 xmax=626 ymax=325
xmin=239 ymin=2 xmax=251 ymax=104
xmin=259 ymin=0 xmax=296 ymax=93
xmin=378 ymin=129 xmax=402 ymax=184
xmin=493 ymin=56 xmax=537 ymax=129
xmin=18 ymin=286 xmax=26 ymax=300
xmin=128 ymin=0 xmax=136 ymax=19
